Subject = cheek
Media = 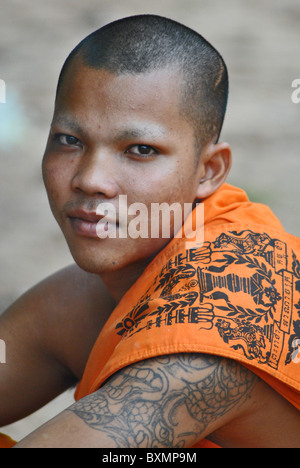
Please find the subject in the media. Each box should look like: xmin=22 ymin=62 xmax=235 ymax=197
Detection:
xmin=175 ymin=161 xmax=201 ymax=199
xmin=150 ymin=167 xmax=196 ymax=204
xmin=42 ymin=155 xmax=71 ymax=206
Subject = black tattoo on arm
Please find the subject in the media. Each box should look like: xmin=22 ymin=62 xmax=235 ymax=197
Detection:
xmin=68 ymin=354 xmax=257 ymax=447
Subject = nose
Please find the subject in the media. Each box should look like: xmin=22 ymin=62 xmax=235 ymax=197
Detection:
xmin=71 ymin=149 xmax=119 ymax=199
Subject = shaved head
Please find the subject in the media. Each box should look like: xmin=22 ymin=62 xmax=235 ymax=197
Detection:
xmin=56 ymin=14 xmax=229 ymax=149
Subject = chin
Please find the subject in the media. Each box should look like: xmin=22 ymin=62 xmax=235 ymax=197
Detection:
xmin=65 ymin=235 xmax=170 ymax=276
xmin=70 ymin=253 xmax=119 ymax=275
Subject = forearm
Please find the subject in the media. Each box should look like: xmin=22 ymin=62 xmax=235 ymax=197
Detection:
xmin=14 ymin=408 xmax=115 ymax=448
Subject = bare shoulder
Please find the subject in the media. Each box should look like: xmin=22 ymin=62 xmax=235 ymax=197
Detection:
xmin=0 ymin=264 xmax=115 ymax=425
xmin=1 ymin=264 xmax=116 ymax=379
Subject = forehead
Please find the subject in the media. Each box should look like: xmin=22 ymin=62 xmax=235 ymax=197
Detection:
xmin=54 ymin=63 xmax=186 ymax=126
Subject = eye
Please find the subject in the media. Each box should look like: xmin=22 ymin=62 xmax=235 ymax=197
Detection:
xmin=126 ymin=144 xmax=159 ymax=158
xmin=54 ymin=134 xmax=82 ymax=147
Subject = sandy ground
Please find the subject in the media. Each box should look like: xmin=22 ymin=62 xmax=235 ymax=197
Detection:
xmin=0 ymin=0 xmax=300 ymax=443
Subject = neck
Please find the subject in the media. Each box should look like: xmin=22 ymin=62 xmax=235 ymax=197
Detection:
xmin=99 ymin=257 xmax=155 ymax=303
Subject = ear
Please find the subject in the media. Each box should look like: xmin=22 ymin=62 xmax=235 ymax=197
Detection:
xmin=195 ymin=142 xmax=232 ymax=199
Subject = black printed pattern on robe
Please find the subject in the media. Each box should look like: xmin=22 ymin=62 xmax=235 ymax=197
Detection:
xmin=115 ymin=230 xmax=300 ymax=369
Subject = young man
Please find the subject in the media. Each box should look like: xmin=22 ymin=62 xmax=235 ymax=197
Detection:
xmin=0 ymin=15 xmax=299 ymax=448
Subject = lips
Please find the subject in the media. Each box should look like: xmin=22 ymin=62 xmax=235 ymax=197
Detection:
xmin=69 ymin=209 xmax=104 ymax=223
xmin=67 ymin=209 xmax=117 ymax=238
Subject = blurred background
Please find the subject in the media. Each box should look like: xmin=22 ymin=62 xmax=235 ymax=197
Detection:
xmin=1 ymin=0 xmax=300 ymax=442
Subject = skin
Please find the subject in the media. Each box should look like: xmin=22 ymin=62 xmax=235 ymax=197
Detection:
xmin=0 ymin=63 xmax=299 ymax=448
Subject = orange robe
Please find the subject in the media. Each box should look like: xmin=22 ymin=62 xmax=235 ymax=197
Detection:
xmin=0 ymin=433 xmax=16 ymax=448
xmin=75 ymin=184 xmax=300 ymax=446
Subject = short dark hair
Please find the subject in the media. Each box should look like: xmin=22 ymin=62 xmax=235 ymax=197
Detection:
xmin=56 ymin=14 xmax=229 ymax=148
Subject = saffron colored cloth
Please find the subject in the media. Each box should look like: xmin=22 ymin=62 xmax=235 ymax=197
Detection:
xmin=75 ymin=184 xmax=300 ymax=447
xmin=0 ymin=433 xmax=16 ymax=448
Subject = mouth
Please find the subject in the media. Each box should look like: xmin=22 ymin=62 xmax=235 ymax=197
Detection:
xmin=67 ymin=209 xmax=118 ymax=238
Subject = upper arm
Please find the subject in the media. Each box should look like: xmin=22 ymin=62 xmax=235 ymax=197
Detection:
xmin=68 ymin=353 xmax=258 ymax=448
xmin=16 ymin=352 xmax=300 ymax=448
xmin=0 ymin=264 xmax=114 ymax=426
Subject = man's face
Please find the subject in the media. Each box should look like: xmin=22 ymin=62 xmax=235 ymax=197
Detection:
xmin=42 ymin=63 xmax=206 ymax=275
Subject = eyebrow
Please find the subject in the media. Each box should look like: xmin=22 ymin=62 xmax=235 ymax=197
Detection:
xmin=51 ymin=115 xmax=85 ymax=135
xmin=51 ymin=115 xmax=167 ymax=141
xmin=115 ymin=125 xmax=167 ymax=142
